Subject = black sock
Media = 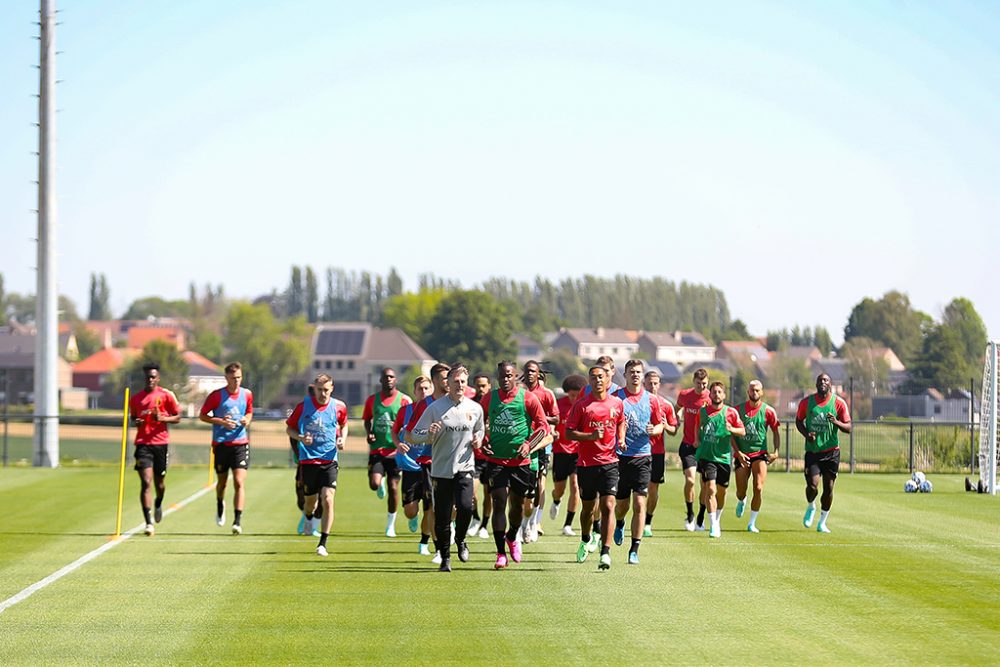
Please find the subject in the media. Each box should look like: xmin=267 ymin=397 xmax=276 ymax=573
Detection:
xmin=420 ymin=533 xmax=430 ymax=545
xmin=645 ymin=513 xmax=653 ymax=526
xmin=600 ymin=545 xmax=610 ymax=556
xmin=217 ymin=498 xmax=224 ymax=515
xmin=142 ymin=508 xmax=152 ymax=524
xmin=697 ymin=503 xmax=706 ymax=526
xmin=314 ymin=504 xmax=323 ymax=519
xmin=592 ymin=520 xmax=600 ymax=534
xmin=234 ymin=510 xmax=242 ymax=526
xmin=318 ymin=533 xmax=328 ymax=548
xmin=493 ymin=531 xmax=506 ymax=555
xmin=481 ymin=514 xmax=490 ymax=528
xmin=630 ymin=538 xmax=641 ymax=553
xmin=581 ymin=532 xmax=591 ymax=544
xmin=686 ymin=501 xmax=694 ymax=521
xmin=616 ymin=518 xmax=625 ymax=529
xmin=505 ymin=526 xmax=519 ymax=543
xmin=306 ymin=512 xmax=314 ymax=520
xmin=154 ymin=497 xmax=163 ymax=509
xmin=472 ymin=507 xmax=481 ymax=521
xmin=565 ymin=510 xmax=576 ymax=527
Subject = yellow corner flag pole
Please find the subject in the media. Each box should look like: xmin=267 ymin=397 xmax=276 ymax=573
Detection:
xmin=207 ymin=445 xmax=215 ymax=488
xmin=114 ymin=387 xmax=130 ymax=539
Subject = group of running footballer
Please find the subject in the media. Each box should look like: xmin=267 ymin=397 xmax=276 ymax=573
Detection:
xmin=129 ymin=355 xmax=850 ymax=572
xmin=287 ymin=355 xmax=851 ymax=572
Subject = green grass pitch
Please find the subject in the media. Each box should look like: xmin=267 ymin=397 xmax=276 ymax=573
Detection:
xmin=0 ymin=465 xmax=998 ymax=665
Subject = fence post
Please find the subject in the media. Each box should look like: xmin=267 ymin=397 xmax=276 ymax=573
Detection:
xmin=849 ymin=376 xmax=855 ymax=473
xmin=2 ymin=369 xmax=8 ymax=467
xmin=785 ymin=421 xmax=791 ymax=473
xmin=908 ymin=422 xmax=915 ymax=474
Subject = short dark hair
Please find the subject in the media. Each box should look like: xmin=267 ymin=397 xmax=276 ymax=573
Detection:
xmin=429 ymin=363 xmax=451 ymax=378
xmin=644 ymin=370 xmax=661 ymax=380
xmin=142 ymin=363 xmax=160 ymax=374
xmin=595 ymin=355 xmax=615 ymax=369
xmin=562 ymin=374 xmax=587 ymax=393
xmin=708 ymin=380 xmax=725 ymax=392
xmin=314 ymin=373 xmax=333 ymax=386
xmin=693 ymin=368 xmax=709 ymax=382
xmin=472 ymin=373 xmax=491 ymax=384
xmin=624 ymin=359 xmax=644 ymax=372
xmin=224 ymin=362 xmax=242 ymax=375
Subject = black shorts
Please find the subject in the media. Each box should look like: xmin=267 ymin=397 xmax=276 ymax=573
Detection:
xmin=368 ymin=452 xmax=401 ymax=479
xmin=616 ymin=455 xmax=652 ymax=499
xmin=651 ymin=453 xmax=666 ymax=485
xmin=213 ymin=444 xmax=249 ymax=473
xmin=552 ymin=452 xmax=579 ymax=482
xmin=697 ymin=460 xmax=731 ymax=487
xmin=401 ymin=466 xmax=433 ymax=508
xmin=804 ymin=448 xmax=840 ymax=481
xmin=536 ymin=451 xmax=550 ymax=477
xmin=134 ymin=444 xmax=169 ymax=476
xmin=474 ymin=457 xmax=489 ymax=483
xmin=486 ymin=463 xmax=535 ymax=497
xmin=742 ymin=450 xmax=770 ymax=466
xmin=678 ymin=444 xmax=698 ymax=470
xmin=301 ymin=462 xmax=338 ymax=495
xmin=577 ymin=463 xmax=620 ymax=501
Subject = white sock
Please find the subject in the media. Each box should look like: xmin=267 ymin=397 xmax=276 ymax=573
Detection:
xmin=716 ymin=508 xmax=724 ymax=522
xmin=819 ymin=510 xmax=829 ymax=524
xmin=749 ymin=510 xmax=759 ymax=525
xmin=808 ymin=501 xmax=816 ymax=509
xmin=738 ymin=495 xmax=746 ymax=504
xmin=710 ymin=513 xmax=719 ymax=529
xmin=387 ymin=512 xmax=396 ymax=526
xmin=532 ymin=507 xmax=543 ymax=524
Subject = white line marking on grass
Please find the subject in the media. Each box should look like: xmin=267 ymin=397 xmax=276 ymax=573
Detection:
xmin=0 ymin=484 xmax=214 ymax=615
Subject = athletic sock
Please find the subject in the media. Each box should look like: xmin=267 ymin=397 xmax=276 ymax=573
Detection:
xmin=318 ymin=532 xmax=329 ymax=548
xmin=387 ymin=511 xmax=396 ymax=526
xmin=715 ymin=508 xmax=724 ymax=522
xmin=630 ymin=538 xmax=641 ymax=553
xmin=216 ymin=498 xmax=224 ymax=515
xmin=481 ymin=514 xmax=490 ymax=528
xmin=592 ymin=519 xmax=600 ymax=535
xmin=233 ymin=510 xmax=242 ymax=526
xmin=532 ymin=507 xmax=543 ymax=524
xmin=645 ymin=513 xmax=653 ymax=526
xmin=581 ymin=532 xmax=592 ymax=545
xmin=420 ymin=533 xmax=430 ymax=544
xmin=494 ymin=531 xmax=506 ymax=555
xmin=154 ymin=497 xmax=163 ymax=509
xmin=505 ymin=527 xmax=519 ymax=543
xmin=819 ymin=509 xmax=830 ymax=523
xmin=306 ymin=512 xmax=314 ymax=520
xmin=564 ymin=511 xmax=576 ymax=527
xmin=142 ymin=508 xmax=152 ymax=524
xmin=710 ymin=513 xmax=719 ymax=530
xmin=749 ymin=510 xmax=759 ymax=525
xmin=552 ymin=500 xmax=561 ymax=510
xmin=615 ymin=519 xmax=626 ymax=531
xmin=472 ymin=506 xmax=481 ymax=521
xmin=697 ymin=504 xmax=706 ymax=526
xmin=686 ymin=501 xmax=694 ymax=522
xmin=600 ymin=545 xmax=610 ymax=557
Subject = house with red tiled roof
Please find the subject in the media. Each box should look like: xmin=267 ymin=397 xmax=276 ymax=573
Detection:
xmin=127 ymin=326 xmax=187 ymax=350
xmin=72 ymin=348 xmax=141 ymax=392
xmin=183 ymin=350 xmax=225 ymax=399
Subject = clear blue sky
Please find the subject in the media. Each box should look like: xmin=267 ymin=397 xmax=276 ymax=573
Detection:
xmin=2 ymin=1 xmax=998 ymax=342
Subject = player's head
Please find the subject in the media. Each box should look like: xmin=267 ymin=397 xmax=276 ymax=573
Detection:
xmin=522 ymin=360 xmax=542 ymax=387
xmin=693 ymin=367 xmax=709 ymax=392
xmin=472 ymin=373 xmax=492 ymax=400
xmin=224 ymin=362 xmax=243 ymax=388
xmin=429 ymin=363 xmax=451 ymax=395
xmin=708 ymin=380 xmax=726 ymax=405
xmin=643 ymin=370 xmax=661 ymax=395
xmin=815 ymin=373 xmax=832 ymax=396
xmin=624 ymin=359 xmax=644 ymax=387
xmin=447 ymin=364 xmax=470 ymax=397
xmin=747 ymin=379 xmax=763 ymax=402
xmin=595 ymin=355 xmax=616 ymax=376
xmin=313 ymin=373 xmax=334 ymax=404
xmin=496 ymin=360 xmax=518 ymax=392
xmin=380 ymin=367 xmax=397 ymax=393
xmin=142 ymin=363 xmax=160 ymax=390
xmin=562 ymin=374 xmax=587 ymax=403
xmin=413 ymin=375 xmax=432 ymax=400
xmin=588 ymin=365 xmax=609 ymax=395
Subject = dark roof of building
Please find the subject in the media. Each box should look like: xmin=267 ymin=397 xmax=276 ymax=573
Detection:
xmin=646 ymin=360 xmax=683 ymax=382
xmin=313 ymin=324 xmax=432 ymax=362
xmin=0 ymin=332 xmax=35 ymax=368
xmin=639 ymin=331 xmax=711 ymax=347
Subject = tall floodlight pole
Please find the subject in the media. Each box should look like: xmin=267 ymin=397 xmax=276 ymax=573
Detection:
xmin=34 ymin=0 xmax=59 ymax=467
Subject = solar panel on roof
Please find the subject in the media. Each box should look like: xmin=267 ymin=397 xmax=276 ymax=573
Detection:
xmin=316 ymin=330 xmax=365 ymax=355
